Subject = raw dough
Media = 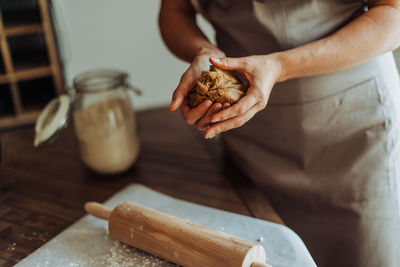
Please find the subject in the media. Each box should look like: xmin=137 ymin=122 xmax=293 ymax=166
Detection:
xmin=187 ymin=66 xmax=248 ymax=108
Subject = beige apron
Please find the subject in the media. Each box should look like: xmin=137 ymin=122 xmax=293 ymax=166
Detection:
xmin=190 ymin=0 xmax=400 ymax=266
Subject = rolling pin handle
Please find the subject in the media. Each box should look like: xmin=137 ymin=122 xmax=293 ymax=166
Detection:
xmin=84 ymin=202 xmax=112 ymax=220
xmin=251 ymin=262 xmax=269 ymax=267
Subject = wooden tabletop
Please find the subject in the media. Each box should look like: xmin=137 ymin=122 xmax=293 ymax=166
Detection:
xmin=0 ymin=107 xmax=282 ymax=266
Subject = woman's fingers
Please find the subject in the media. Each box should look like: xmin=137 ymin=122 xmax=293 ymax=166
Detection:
xmin=211 ymin=93 xmax=259 ymax=123
xmin=169 ymin=70 xmax=195 ymax=111
xmin=180 ymin=99 xmax=213 ymax=124
xmin=196 ymin=103 xmax=223 ymax=130
xmin=176 ymin=55 xmax=274 ymax=132
xmin=204 ymin=105 xmax=259 ymax=139
xmin=210 ymin=56 xmax=250 ymax=72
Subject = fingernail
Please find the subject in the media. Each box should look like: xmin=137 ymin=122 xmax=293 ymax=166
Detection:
xmin=211 ymin=57 xmax=221 ymax=63
xmin=205 ymin=133 xmax=214 ymax=139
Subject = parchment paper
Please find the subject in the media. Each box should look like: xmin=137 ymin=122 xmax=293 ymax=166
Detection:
xmin=16 ymin=184 xmax=316 ymax=267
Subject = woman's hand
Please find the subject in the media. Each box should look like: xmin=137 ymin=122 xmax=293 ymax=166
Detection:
xmin=169 ymin=48 xmax=226 ymax=127
xmin=203 ymin=54 xmax=283 ymax=139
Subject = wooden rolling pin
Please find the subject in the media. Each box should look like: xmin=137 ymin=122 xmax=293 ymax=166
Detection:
xmin=85 ymin=201 xmax=269 ymax=267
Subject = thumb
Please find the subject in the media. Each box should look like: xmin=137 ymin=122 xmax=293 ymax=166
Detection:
xmin=169 ymin=71 xmax=195 ymax=111
xmin=209 ymin=56 xmax=247 ymax=72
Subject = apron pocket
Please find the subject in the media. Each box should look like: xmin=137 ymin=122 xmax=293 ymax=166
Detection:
xmin=233 ymin=77 xmax=384 ymax=161
xmin=265 ymin=77 xmax=389 ymax=201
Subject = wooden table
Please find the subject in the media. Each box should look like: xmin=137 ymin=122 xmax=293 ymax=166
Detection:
xmin=0 ymin=107 xmax=282 ymax=266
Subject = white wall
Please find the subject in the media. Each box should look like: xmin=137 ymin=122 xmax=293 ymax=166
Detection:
xmin=51 ymin=0 xmax=214 ymax=111
xmin=52 ymin=1 xmax=400 ymax=111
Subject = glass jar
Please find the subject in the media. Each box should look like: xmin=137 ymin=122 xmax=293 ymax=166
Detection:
xmin=34 ymin=69 xmax=140 ymax=174
xmin=72 ymin=70 xmax=139 ymax=174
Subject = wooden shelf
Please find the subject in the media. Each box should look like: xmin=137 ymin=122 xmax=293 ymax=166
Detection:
xmin=19 ymin=76 xmax=55 ymax=108
xmin=0 ymin=66 xmax=52 ymax=84
xmin=15 ymin=66 xmax=53 ymax=81
xmin=0 ymin=0 xmax=64 ymax=129
xmin=11 ymin=54 xmax=50 ymax=72
xmin=8 ymin=32 xmax=50 ymax=71
xmin=0 ymin=74 xmax=7 ymax=84
xmin=0 ymin=84 xmax=14 ymax=117
xmin=4 ymin=23 xmax=43 ymax=36
xmin=1 ymin=1 xmax=42 ymax=28
xmin=0 ymin=110 xmax=40 ymax=129
xmin=0 ymin=51 xmax=4 ymax=74
xmin=1 ymin=13 xmax=41 ymax=27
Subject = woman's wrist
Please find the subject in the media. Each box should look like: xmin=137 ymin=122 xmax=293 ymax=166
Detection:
xmin=263 ymin=53 xmax=286 ymax=84
xmin=274 ymin=51 xmax=299 ymax=83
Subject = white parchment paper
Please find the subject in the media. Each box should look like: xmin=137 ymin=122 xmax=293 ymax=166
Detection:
xmin=16 ymin=184 xmax=316 ymax=267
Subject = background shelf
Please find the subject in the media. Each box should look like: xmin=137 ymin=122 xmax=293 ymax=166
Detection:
xmin=0 ymin=0 xmax=64 ymax=129
xmin=19 ymin=76 xmax=55 ymax=112
xmin=4 ymin=23 xmax=43 ymax=36
xmin=0 ymin=0 xmax=41 ymax=28
xmin=8 ymin=33 xmax=50 ymax=72
xmin=0 ymin=52 xmax=5 ymax=75
xmin=0 ymin=84 xmax=14 ymax=117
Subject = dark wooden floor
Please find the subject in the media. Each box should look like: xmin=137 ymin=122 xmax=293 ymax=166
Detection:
xmin=0 ymin=107 xmax=282 ymax=266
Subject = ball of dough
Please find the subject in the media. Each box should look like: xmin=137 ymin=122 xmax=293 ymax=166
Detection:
xmin=187 ymin=66 xmax=248 ymax=108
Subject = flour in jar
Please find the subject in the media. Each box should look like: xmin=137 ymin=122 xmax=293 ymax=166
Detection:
xmin=73 ymin=98 xmax=139 ymax=174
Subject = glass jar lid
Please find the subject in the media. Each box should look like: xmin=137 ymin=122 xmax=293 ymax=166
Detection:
xmin=34 ymin=94 xmax=72 ymax=147
xmin=74 ymin=70 xmax=127 ymax=94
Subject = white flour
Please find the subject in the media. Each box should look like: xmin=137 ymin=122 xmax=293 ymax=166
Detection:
xmin=85 ymin=230 xmax=177 ymax=267
xmin=74 ymin=98 xmax=139 ymax=174
xmin=89 ymin=240 xmax=176 ymax=267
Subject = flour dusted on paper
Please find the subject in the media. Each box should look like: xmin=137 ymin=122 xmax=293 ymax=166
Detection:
xmin=84 ymin=230 xmax=177 ymax=267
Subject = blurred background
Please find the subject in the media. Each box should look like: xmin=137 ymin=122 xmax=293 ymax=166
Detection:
xmin=50 ymin=0 xmax=216 ymax=110
xmin=0 ymin=0 xmax=399 ymax=130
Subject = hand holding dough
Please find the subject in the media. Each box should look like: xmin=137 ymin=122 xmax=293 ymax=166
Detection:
xmin=187 ymin=65 xmax=248 ymax=108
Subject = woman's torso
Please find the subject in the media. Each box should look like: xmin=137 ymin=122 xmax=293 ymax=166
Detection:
xmin=190 ymin=0 xmax=399 ymax=105
xmin=191 ymin=0 xmax=366 ymax=56
xmin=189 ymin=2 xmax=400 ymax=266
